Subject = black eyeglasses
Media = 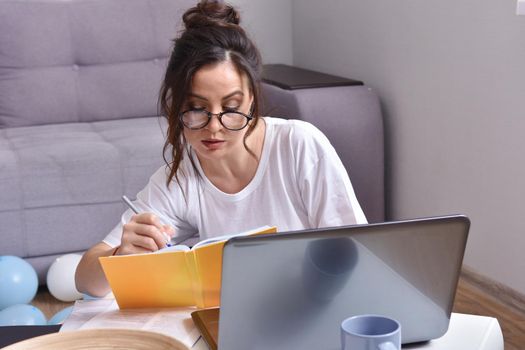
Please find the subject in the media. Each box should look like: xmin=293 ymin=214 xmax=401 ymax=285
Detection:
xmin=179 ymin=108 xmax=254 ymax=131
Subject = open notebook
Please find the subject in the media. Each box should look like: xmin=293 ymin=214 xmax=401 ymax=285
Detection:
xmin=99 ymin=225 xmax=276 ymax=309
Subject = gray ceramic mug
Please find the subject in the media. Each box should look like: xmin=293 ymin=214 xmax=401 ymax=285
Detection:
xmin=341 ymin=314 xmax=401 ymax=350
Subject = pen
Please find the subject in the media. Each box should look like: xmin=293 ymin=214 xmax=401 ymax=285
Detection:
xmin=121 ymin=195 xmax=172 ymax=248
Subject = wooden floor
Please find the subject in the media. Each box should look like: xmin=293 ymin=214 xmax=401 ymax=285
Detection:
xmin=32 ymin=276 xmax=525 ymax=349
xmin=32 ymin=288 xmax=74 ymax=321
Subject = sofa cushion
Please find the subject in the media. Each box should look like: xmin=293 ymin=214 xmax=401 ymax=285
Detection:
xmin=91 ymin=118 xmax=168 ymax=196
xmin=0 ymin=0 xmax=193 ymax=127
xmin=2 ymin=117 xmax=167 ymax=209
xmin=0 ymin=134 xmax=21 ymax=211
xmin=0 ymin=116 xmax=167 ymax=258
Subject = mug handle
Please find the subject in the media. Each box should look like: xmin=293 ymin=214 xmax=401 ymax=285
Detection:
xmin=378 ymin=342 xmax=398 ymax=350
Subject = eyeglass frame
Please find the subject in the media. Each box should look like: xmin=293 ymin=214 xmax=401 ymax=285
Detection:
xmin=178 ymin=105 xmax=255 ymax=131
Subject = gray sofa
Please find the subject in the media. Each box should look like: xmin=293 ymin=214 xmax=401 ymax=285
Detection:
xmin=0 ymin=0 xmax=384 ymax=284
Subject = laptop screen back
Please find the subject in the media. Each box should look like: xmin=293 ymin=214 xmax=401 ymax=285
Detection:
xmin=218 ymin=215 xmax=469 ymax=350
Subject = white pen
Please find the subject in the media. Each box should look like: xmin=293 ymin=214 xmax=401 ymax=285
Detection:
xmin=121 ymin=195 xmax=172 ymax=248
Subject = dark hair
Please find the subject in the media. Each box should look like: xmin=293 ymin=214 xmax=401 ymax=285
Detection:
xmin=159 ymin=0 xmax=263 ymax=188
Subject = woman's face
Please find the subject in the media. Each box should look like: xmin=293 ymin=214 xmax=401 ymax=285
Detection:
xmin=182 ymin=60 xmax=254 ymax=163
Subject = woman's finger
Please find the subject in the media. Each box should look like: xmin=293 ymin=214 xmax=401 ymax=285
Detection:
xmin=132 ymin=223 xmax=169 ymax=249
xmin=132 ymin=213 xmax=164 ymax=230
xmin=162 ymin=225 xmax=176 ymax=237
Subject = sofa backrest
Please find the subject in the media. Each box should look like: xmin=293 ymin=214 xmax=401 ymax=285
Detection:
xmin=0 ymin=0 xmax=194 ymax=128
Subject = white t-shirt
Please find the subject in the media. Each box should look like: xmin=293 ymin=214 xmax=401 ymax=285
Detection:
xmin=103 ymin=117 xmax=367 ymax=248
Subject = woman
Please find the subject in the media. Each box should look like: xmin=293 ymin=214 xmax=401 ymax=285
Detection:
xmin=75 ymin=0 xmax=367 ymax=297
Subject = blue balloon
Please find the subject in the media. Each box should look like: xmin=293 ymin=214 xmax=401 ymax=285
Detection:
xmin=0 ymin=255 xmax=38 ymax=310
xmin=48 ymin=306 xmax=73 ymax=325
xmin=0 ymin=304 xmax=47 ymax=326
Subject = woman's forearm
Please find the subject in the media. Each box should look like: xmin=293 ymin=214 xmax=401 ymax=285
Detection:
xmin=75 ymin=242 xmax=115 ymax=298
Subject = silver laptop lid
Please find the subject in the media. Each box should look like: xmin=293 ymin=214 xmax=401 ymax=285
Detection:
xmin=218 ymin=215 xmax=469 ymax=350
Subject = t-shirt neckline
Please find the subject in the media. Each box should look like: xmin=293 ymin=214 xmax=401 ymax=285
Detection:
xmin=191 ymin=117 xmax=273 ymax=202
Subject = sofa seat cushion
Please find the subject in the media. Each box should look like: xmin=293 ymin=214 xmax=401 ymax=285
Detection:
xmin=0 ymin=116 xmax=167 ymax=257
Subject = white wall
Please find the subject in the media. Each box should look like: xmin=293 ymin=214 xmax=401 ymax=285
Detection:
xmin=229 ymin=0 xmax=293 ymax=64
xmin=292 ymin=0 xmax=525 ymax=294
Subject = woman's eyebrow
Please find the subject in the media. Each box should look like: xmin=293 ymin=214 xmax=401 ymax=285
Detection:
xmin=222 ymin=91 xmax=244 ymax=100
xmin=187 ymin=93 xmax=208 ymax=101
xmin=187 ymin=91 xmax=244 ymax=101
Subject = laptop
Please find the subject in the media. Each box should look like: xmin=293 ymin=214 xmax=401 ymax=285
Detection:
xmin=192 ymin=215 xmax=469 ymax=350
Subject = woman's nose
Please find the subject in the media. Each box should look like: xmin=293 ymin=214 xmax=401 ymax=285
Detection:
xmin=205 ymin=112 xmax=223 ymax=132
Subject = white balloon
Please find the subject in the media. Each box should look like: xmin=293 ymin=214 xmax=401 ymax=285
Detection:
xmin=46 ymin=253 xmax=83 ymax=302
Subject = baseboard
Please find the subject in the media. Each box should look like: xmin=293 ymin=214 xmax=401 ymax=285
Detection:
xmin=461 ymin=266 xmax=525 ymax=315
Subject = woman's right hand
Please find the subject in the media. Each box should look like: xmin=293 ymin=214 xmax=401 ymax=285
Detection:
xmin=116 ymin=213 xmax=175 ymax=255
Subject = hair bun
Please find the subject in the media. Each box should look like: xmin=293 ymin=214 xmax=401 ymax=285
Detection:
xmin=183 ymin=1 xmax=240 ymax=30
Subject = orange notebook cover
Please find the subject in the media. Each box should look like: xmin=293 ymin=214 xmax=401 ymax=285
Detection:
xmin=99 ymin=226 xmax=276 ymax=309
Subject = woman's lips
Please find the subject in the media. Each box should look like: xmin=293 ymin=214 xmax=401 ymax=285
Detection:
xmin=202 ymin=139 xmax=225 ymax=150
